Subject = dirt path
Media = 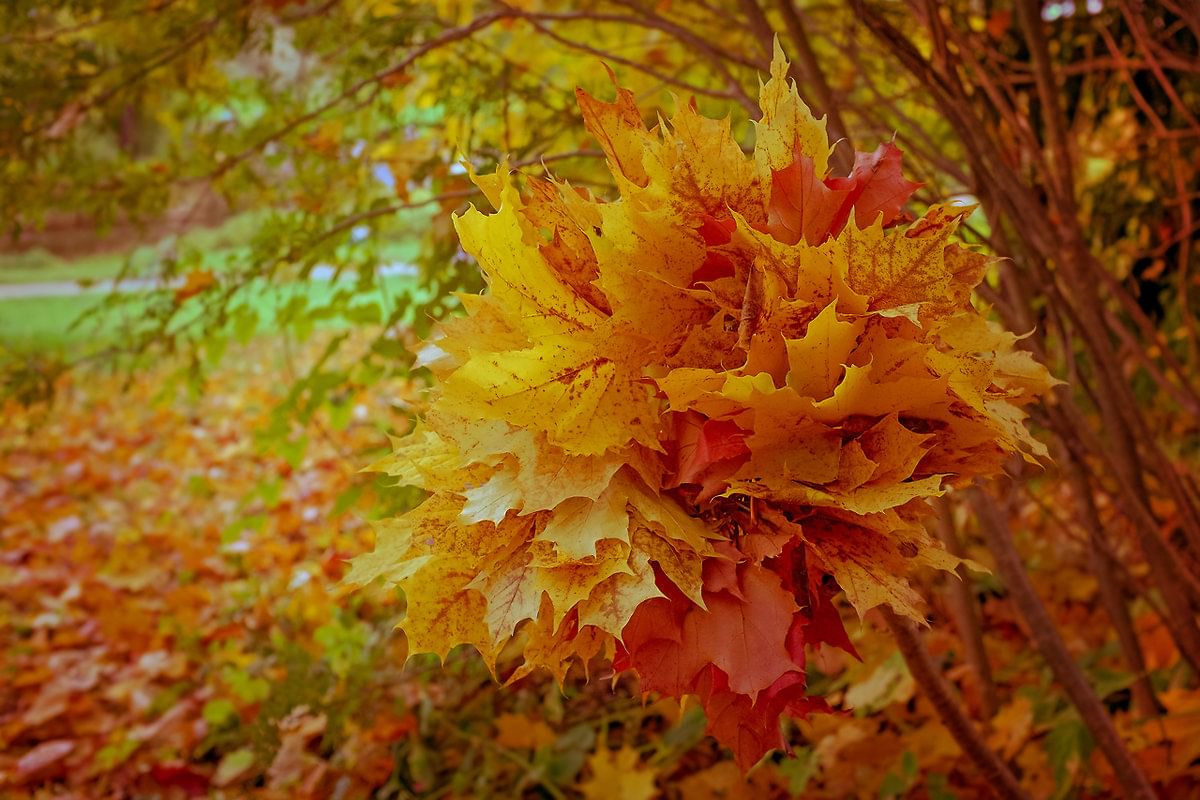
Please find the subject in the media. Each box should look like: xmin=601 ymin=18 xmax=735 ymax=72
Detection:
xmin=0 ymin=278 xmax=178 ymax=299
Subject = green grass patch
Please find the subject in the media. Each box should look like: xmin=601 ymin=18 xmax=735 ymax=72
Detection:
xmin=0 ymin=249 xmax=136 ymax=287
xmin=0 ymin=206 xmax=430 ymax=358
xmin=0 ymin=212 xmax=275 ymax=286
xmin=0 ymin=293 xmax=126 ymax=348
xmin=0 ymin=275 xmax=423 ymax=351
xmin=1 ymin=208 xmax=427 ymax=288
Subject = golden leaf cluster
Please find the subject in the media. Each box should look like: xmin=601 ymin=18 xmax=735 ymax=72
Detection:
xmin=349 ymin=44 xmax=1053 ymax=767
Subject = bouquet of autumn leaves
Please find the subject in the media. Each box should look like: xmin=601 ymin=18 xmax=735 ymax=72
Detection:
xmin=348 ymin=46 xmax=1053 ymax=768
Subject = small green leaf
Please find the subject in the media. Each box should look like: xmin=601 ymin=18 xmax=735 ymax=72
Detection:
xmin=202 ymin=698 xmax=238 ymax=728
xmin=213 ymin=747 xmax=257 ymax=787
xmin=777 ymin=746 xmax=819 ymax=795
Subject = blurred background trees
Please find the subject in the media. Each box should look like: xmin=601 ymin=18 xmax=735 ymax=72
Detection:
xmin=2 ymin=1 xmax=1198 ymax=797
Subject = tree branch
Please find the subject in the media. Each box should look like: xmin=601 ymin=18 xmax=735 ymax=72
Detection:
xmin=881 ymin=607 xmax=1030 ymax=800
xmin=209 ymin=10 xmax=518 ymax=180
xmin=516 ymin=13 xmax=750 ymax=108
xmin=1055 ymin=446 xmax=1160 ymax=719
xmin=932 ymin=497 xmax=999 ymax=719
xmin=968 ymin=486 xmax=1158 ymax=800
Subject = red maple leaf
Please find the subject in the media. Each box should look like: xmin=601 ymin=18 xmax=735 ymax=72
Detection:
xmin=694 ymin=657 xmax=831 ymax=770
xmin=773 ymin=536 xmax=860 ymax=658
xmin=664 ymin=411 xmax=750 ymax=502
xmin=690 ymin=214 xmax=738 ymax=284
xmin=768 ymin=140 xmax=921 ymax=246
xmin=825 ymin=141 xmax=922 ymax=236
xmin=767 ymin=146 xmax=846 ymax=245
xmin=618 ymin=560 xmax=818 ymax=767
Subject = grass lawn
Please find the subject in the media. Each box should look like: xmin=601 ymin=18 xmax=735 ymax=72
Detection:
xmin=0 ymin=213 xmax=270 ymax=285
xmin=0 ymin=210 xmax=429 ymax=350
xmin=0 ymin=293 xmax=118 ymax=348
xmin=0 ymin=274 xmax=423 ymax=350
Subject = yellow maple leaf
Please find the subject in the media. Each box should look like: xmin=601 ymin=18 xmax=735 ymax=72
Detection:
xmin=494 ymin=713 xmax=557 ymax=750
xmin=440 ymin=337 xmax=660 ymax=457
xmin=756 ymin=41 xmax=830 ymax=177
xmin=579 ymin=746 xmax=659 ymax=800
xmin=577 ymin=547 xmax=664 ymax=638
xmin=785 ymin=300 xmax=867 ymax=399
xmin=454 ymin=199 xmax=606 ymax=338
xmin=535 ymin=483 xmax=633 ymax=562
xmin=531 ymin=537 xmax=634 ymax=629
xmin=630 ymin=520 xmax=705 ymax=608
xmin=575 ymin=70 xmax=654 ymax=190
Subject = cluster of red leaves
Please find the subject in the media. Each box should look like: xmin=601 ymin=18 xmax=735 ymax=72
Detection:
xmin=617 ymin=549 xmax=834 ymax=767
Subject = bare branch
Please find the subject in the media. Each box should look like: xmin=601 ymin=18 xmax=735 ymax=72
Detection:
xmin=209 ymin=10 xmax=518 ymax=180
xmin=968 ymin=486 xmax=1157 ymax=800
xmin=881 ymin=607 xmax=1029 ymax=800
